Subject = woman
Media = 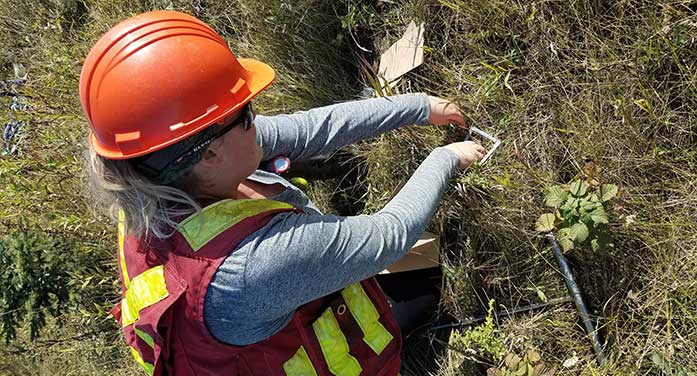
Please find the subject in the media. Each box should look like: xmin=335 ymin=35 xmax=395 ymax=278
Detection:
xmin=82 ymin=10 xmax=486 ymax=376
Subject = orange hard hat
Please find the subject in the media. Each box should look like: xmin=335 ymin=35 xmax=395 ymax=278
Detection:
xmin=79 ymin=10 xmax=274 ymax=159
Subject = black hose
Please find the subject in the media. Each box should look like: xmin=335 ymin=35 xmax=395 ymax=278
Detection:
xmin=546 ymin=233 xmax=607 ymax=365
xmin=428 ymin=296 xmax=572 ymax=332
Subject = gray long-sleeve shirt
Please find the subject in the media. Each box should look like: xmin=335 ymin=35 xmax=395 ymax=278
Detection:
xmin=203 ymin=93 xmax=461 ymax=345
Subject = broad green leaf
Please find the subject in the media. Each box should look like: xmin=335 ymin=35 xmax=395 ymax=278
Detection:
xmin=545 ymin=185 xmax=567 ymax=207
xmin=590 ymin=207 xmax=609 ymax=224
xmin=561 ymin=206 xmax=579 ymax=221
xmin=589 ymin=193 xmax=600 ymax=203
xmin=599 ymin=184 xmax=618 ymax=202
xmin=581 ymin=200 xmax=598 ymax=211
xmin=564 ymin=195 xmax=578 ymax=206
xmin=569 ymin=222 xmax=589 ymax=242
xmin=580 ymin=213 xmax=593 ymax=225
xmin=535 ymin=213 xmax=556 ymax=232
xmin=559 ymin=237 xmax=574 ymax=252
xmin=570 ymin=180 xmax=588 ymax=197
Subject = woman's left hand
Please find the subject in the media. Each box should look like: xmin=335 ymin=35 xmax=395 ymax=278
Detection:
xmin=428 ymin=95 xmax=468 ymax=129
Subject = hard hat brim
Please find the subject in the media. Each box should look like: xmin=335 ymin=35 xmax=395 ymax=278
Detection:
xmin=90 ymin=58 xmax=275 ymax=160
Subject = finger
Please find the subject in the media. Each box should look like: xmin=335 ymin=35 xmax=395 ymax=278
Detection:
xmin=449 ymin=116 xmax=467 ymax=128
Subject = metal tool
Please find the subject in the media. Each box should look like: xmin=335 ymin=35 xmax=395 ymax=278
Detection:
xmin=467 ymin=126 xmax=501 ymax=165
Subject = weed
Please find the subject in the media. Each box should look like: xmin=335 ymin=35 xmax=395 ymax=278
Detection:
xmin=447 ymin=300 xmax=506 ymax=363
xmin=535 ymin=179 xmax=618 ymax=252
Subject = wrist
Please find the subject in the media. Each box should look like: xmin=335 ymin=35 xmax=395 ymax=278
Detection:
xmin=415 ymin=93 xmax=431 ymax=125
xmin=434 ymin=147 xmax=462 ymax=171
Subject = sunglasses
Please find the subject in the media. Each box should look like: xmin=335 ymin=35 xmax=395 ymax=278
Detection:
xmin=134 ymin=102 xmax=254 ymax=181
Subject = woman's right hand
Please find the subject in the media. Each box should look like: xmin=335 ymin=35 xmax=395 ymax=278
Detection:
xmin=443 ymin=141 xmax=487 ymax=169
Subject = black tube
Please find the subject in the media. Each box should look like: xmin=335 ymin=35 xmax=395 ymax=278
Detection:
xmin=428 ymin=296 xmax=572 ymax=331
xmin=546 ymin=234 xmax=607 ymax=365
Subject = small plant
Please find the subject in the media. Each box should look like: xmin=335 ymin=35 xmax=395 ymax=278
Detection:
xmin=487 ymin=350 xmax=556 ymax=376
xmin=0 ymin=230 xmax=77 ymax=343
xmin=535 ymin=179 xmax=618 ymax=252
xmin=448 ymin=300 xmax=506 ymax=362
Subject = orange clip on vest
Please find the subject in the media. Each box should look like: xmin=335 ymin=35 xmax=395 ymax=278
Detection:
xmin=79 ymin=10 xmax=274 ymax=159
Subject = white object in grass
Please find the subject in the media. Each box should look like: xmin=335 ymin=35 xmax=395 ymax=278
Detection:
xmin=469 ymin=126 xmax=501 ymax=165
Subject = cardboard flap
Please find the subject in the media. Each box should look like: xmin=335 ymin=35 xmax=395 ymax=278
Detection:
xmin=381 ymin=232 xmax=440 ymax=274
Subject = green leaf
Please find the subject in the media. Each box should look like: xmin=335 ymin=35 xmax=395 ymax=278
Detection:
xmin=559 ymin=236 xmax=574 ymax=252
xmin=569 ymin=223 xmax=589 ymax=242
xmin=560 ymin=197 xmax=580 ymax=219
xmin=581 ymin=200 xmax=599 ymax=211
xmin=536 ymin=288 xmax=548 ymax=302
xmin=561 ymin=207 xmax=579 ymax=221
xmin=580 ymin=212 xmax=594 ymax=225
xmin=570 ymin=180 xmax=588 ymax=197
xmin=599 ymin=184 xmax=618 ymax=202
xmin=545 ymin=185 xmax=567 ymax=207
xmin=591 ymin=238 xmax=600 ymax=251
xmin=535 ymin=213 xmax=556 ymax=232
xmin=590 ymin=207 xmax=609 ymax=224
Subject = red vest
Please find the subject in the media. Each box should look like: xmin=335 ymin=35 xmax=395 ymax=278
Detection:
xmin=111 ymin=199 xmax=402 ymax=375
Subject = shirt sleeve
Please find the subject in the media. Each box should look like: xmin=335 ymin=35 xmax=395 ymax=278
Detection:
xmin=205 ymin=147 xmax=460 ymax=345
xmin=254 ymin=93 xmax=431 ymax=161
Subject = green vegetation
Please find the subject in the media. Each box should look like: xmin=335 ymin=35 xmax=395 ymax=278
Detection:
xmin=535 ymin=179 xmax=618 ymax=252
xmin=448 ymin=300 xmax=507 ymax=363
xmin=1 ymin=0 xmax=696 ymax=375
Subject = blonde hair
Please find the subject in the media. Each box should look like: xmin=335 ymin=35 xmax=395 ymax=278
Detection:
xmin=85 ymin=146 xmax=201 ymax=239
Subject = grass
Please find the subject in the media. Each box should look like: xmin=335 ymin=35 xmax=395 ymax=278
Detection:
xmin=1 ymin=0 xmax=696 ymax=374
xmin=348 ymin=0 xmax=697 ymax=373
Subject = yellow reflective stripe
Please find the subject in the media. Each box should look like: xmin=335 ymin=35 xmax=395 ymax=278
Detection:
xmin=135 ymin=327 xmax=155 ymax=348
xmin=130 ymin=346 xmax=154 ymax=375
xmin=341 ymin=283 xmax=393 ymax=355
xmin=283 ymin=346 xmax=318 ymax=376
xmin=312 ymin=308 xmax=362 ymax=376
xmin=121 ymin=266 xmax=169 ymax=327
xmin=118 ymin=209 xmax=130 ymax=289
xmin=178 ymin=199 xmax=293 ymax=252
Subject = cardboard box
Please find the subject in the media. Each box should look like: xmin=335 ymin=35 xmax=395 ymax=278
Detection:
xmin=381 ymin=232 xmax=440 ymax=274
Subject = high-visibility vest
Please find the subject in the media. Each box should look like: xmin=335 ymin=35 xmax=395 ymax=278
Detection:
xmin=111 ymin=199 xmax=402 ymax=375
